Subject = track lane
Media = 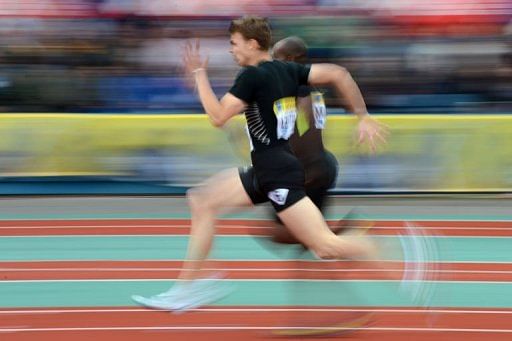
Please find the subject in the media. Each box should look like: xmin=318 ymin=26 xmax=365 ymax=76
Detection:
xmin=1 ymin=219 xmax=512 ymax=236
xmin=2 ymin=260 xmax=512 ymax=281
xmin=1 ymin=307 xmax=512 ymax=341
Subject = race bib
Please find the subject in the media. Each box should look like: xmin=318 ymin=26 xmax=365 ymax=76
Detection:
xmin=273 ymin=96 xmax=297 ymax=140
xmin=311 ymin=91 xmax=326 ymax=129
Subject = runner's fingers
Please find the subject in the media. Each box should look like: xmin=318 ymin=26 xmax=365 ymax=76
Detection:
xmin=357 ymin=130 xmax=365 ymax=145
xmin=185 ymin=40 xmax=192 ymax=55
xmin=375 ymin=131 xmax=388 ymax=145
xmin=368 ymin=134 xmax=377 ymax=153
xmin=380 ymin=123 xmax=391 ymax=136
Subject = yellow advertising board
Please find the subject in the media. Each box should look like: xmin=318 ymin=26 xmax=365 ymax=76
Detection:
xmin=0 ymin=114 xmax=510 ymax=191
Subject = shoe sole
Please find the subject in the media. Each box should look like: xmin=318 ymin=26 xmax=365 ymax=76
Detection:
xmin=131 ymin=295 xmax=182 ymax=311
xmin=131 ymin=283 xmax=235 ymax=312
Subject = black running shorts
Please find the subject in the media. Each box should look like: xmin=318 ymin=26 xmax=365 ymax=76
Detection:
xmin=239 ymin=145 xmax=306 ymax=212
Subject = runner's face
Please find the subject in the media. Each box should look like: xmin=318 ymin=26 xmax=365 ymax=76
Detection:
xmin=229 ymin=32 xmax=254 ymax=66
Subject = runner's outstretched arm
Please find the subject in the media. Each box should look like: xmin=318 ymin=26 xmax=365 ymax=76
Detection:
xmin=309 ymin=64 xmax=388 ymax=152
xmin=183 ymin=40 xmax=246 ymax=127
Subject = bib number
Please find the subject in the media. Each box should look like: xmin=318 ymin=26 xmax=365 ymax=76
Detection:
xmin=273 ymin=96 xmax=297 ymax=140
xmin=311 ymin=91 xmax=326 ymax=129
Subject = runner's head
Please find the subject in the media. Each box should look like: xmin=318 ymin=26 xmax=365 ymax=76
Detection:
xmin=229 ymin=16 xmax=272 ymax=66
xmin=272 ymin=36 xmax=308 ymax=63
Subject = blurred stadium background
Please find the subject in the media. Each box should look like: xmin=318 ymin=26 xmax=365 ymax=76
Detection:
xmin=0 ymin=0 xmax=510 ymax=194
xmin=1 ymin=3 xmax=512 ymax=339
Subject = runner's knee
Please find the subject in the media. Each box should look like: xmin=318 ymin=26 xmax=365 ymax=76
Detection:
xmin=187 ymin=187 xmax=210 ymax=212
xmin=311 ymin=247 xmax=338 ymax=260
xmin=309 ymin=236 xmax=340 ymax=260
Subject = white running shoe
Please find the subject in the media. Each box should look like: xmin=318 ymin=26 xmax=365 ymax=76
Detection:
xmin=132 ymin=275 xmax=234 ymax=312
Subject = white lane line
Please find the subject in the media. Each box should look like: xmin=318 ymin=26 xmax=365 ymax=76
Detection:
xmin=2 ymin=268 xmax=512 ymax=275
xmin=1 ymin=307 xmax=512 ymax=314
xmin=1 ymin=224 xmax=511 ymax=230
xmin=1 ymin=259 xmax=511 ymax=264
xmin=2 ymin=234 xmax=512 ymax=239
xmin=1 ymin=326 xmax=512 ymax=333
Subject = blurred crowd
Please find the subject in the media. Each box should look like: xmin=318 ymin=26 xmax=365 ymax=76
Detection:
xmin=0 ymin=0 xmax=511 ymax=113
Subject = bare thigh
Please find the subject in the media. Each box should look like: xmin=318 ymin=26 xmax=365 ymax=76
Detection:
xmin=190 ymin=168 xmax=255 ymax=213
xmin=276 ymin=196 xmax=333 ymax=250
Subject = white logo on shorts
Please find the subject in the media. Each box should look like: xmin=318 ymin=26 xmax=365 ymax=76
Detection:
xmin=268 ymin=188 xmax=289 ymax=206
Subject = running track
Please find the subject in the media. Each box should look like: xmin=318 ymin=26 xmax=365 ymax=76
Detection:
xmin=1 ymin=197 xmax=512 ymax=340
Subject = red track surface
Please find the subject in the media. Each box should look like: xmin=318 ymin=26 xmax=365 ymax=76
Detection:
xmin=2 ymin=218 xmax=511 ymax=340
xmin=2 ymin=260 xmax=512 ymax=281
xmin=0 ymin=219 xmax=511 ymax=236
xmin=1 ymin=307 xmax=512 ymax=340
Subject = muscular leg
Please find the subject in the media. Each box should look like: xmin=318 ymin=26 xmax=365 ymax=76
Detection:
xmin=272 ymin=185 xmax=329 ymax=244
xmin=277 ymin=196 xmax=372 ymax=260
xmin=180 ymin=168 xmax=253 ymax=281
xmin=273 ymin=151 xmax=338 ymax=245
